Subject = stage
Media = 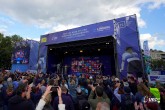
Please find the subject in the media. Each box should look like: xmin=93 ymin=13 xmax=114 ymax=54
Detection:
xmin=39 ymin=15 xmax=143 ymax=79
xmin=47 ymin=36 xmax=116 ymax=76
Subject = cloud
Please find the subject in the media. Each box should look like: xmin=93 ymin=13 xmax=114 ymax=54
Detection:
xmin=0 ymin=16 xmax=15 ymax=34
xmin=27 ymin=37 xmax=40 ymax=41
xmin=0 ymin=0 xmax=149 ymax=31
xmin=0 ymin=28 xmax=7 ymax=34
xmin=46 ymin=24 xmax=78 ymax=34
xmin=147 ymin=0 xmax=165 ymax=9
xmin=140 ymin=33 xmax=165 ymax=50
xmin=0 ymin=0 xmax=165 ymax=33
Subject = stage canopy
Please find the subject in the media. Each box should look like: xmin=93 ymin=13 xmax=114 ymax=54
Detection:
xmin=39 ymin=15 xmax=142 ymax=78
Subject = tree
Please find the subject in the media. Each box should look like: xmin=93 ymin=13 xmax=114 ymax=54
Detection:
xmin=0 ymin=33 xmax=24 ymax=69
xmin=151 ymin=59 xmax=165 ymax=70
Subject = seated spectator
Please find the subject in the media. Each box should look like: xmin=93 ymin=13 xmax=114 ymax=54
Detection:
xmin=88 ymin=85 xmax=110 ymax=110
xmin=8 ymin=83 xmax=35 ymax=110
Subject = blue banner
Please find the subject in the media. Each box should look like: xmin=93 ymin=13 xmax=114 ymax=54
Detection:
xmin=40 ymin=20 xmax=114 ymax=45
xmin=115 ymin=15 xmax=143 ymax=79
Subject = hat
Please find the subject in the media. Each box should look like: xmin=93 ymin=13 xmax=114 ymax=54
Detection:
xmin=7 ymin=77 xmax=12 ymax=82
xmin=115 ymin=78 xmax=119 ymax=81
xmin=76 ymin=87 xmax=82 ymax=93
xmin=89 ymin=76 xmax=93 ymax=79
xmin=124 ymin=87 xmax=131 ymax=93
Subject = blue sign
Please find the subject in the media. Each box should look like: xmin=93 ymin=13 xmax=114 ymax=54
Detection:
xmin=41 ymin=20 xmax=114 ymax=45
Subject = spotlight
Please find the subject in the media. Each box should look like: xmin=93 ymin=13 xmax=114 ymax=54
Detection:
xmin=106 ymin=42 xmax=109 ymax=45
xmin=98 ymin=49 xmax=101 ymax=51
xmin=64 ymin=51 xmax=68 ymax=54
xmin=80 ymin=50 xmax=83 ymax=53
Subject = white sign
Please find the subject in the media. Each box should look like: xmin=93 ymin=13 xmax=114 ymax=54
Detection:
xmin=143 ymin=40 xmax=150 ymax=56
xmin=150 ymin=71 xmax=161 ymax=75
xmin=148 ymin=75 xmax=165 ymax=84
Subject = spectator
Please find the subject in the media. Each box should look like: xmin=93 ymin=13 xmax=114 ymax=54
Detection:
xmin=96 ymin=102 xmax=110 ymax=110
xmin=0 ymin=77 xmax=4 ymax=110
xmin=8 ymin=83 xmax=35 ymax=110
xmin=53 ymin=86 xmax=75 ymax=110
xmin=88 ymin=85 xmax=110 ymax=110
xmin=36 ymin=86 xmax=53 ymax=110
xmin=128 ymin=76 xmax=137 ymax=95
xmin=135 ymin=83 xmax=159 ymax=110
xmin=68 ymin=75 xmax=78 ymax=103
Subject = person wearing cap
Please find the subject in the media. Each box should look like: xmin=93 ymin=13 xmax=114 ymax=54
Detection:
xmin=88 ymin=85 xmax=110 ymax=110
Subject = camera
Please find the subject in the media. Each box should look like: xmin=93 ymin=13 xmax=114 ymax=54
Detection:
xmin=51 ymin=86 xmax=59 ymax=91
xmin=93 ymin=83 xmax=98 ymax=87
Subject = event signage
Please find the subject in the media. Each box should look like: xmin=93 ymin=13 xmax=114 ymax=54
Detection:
xmin=148 ymin=75 xmax=165 ymax=84
xmin=41 ymin=20 xmax=114 ymax=45
xmin=143 ymin=40 xmax=150 ymax=56
xmin=150 ymin=71 xmax=161 ymax=75
xmin=39 ymin=15 xmax=143 ymax=78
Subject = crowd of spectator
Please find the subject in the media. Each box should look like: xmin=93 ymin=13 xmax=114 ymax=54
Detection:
xmin=0 ymin=70 xmax=165 ymax=110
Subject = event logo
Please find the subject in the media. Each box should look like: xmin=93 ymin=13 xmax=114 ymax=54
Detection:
xmin=41 ymin=37 xmax=47 ymax=43
xmin=117 ymin=21 xmax=126 ymax=28
xmin=142 ymin=96 xmax=160 ymax=103
xmin=97 ymin=26 xmax=110 ymax=31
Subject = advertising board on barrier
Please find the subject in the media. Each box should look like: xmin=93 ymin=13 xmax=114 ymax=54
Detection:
xmin=150 ymin=71 xmax=161 ymax=75
xmin=148 ymin=75 xmax=165 ymax=84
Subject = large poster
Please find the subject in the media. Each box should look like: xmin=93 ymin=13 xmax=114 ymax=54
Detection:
xmin=115 ymin=15 xmax=143 ymax=79
xmin=62 ymin=56 xmax=112 ymax=75
xmin=12 ymin=41 xmax=30 ymax=64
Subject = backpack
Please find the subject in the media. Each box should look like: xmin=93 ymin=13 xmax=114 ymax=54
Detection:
xmin=121 ymin=94 xmax=135 ymax=110
xmin=78 ymin=100 xmax=90 ymax=110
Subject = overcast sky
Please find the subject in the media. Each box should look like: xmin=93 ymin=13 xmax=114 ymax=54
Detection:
xmin=0 ymin=0 xmax=165 ymax=50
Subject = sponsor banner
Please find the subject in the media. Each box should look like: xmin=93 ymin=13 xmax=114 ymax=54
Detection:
xmin=115 ymin=15 xmax=143 ymax=79
xmin=41 ymin=20 xmax=114 ymax=45
xmin=148 ymin=75 xmax=165 ymax=84
xmin=143 ymin=40 xmax=150 ymax=56
xmin=150 ymin=71 xmax=161 ymax=75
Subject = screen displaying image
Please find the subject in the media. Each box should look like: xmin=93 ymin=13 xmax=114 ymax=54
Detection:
xmin=12 ymin=42 xmax=30 ymax=64
xmin=71 ymin=57 xmax=100 ymax=74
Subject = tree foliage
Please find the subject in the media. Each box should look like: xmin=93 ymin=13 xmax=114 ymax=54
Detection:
xmin=0 ymin=33 xmax=23 ymax=69
xmin=151 ymin=59 xmax=165 ymax=70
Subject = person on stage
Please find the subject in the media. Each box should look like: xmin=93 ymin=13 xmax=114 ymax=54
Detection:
xmin=64 ymin=64 xmax=68 ymax=74
xmin=57 ymin=63 xmax=61 ymax=74
xmin=99 ymin=63 xmax=104 ymax=75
